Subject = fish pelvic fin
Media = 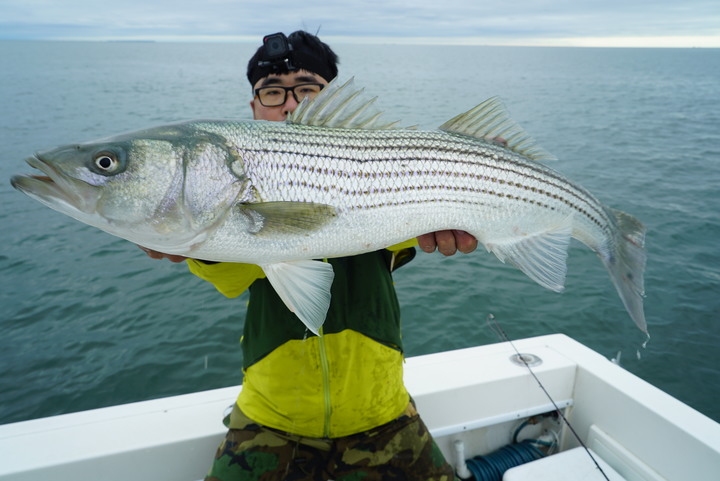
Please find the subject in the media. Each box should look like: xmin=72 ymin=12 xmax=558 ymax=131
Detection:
xmin=261 ymin=260 xmax=335 ymax=335
xmin=486 ymin=215 xmax=574 ymax=292
xmin=288 ymin=77 xmax=411 ymax=130
xmin=439 ymin=97 xmax=556 ymax=161
xmin=603 ymin=208 xmax=648 ymax=335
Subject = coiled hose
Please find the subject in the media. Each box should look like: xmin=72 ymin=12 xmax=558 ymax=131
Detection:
xmin=465 ymin=440 xmax=545 ymax=481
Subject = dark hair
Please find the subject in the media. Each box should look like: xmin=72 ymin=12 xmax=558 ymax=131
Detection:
xmin=246 ymin=30 xmax=339 ymax=87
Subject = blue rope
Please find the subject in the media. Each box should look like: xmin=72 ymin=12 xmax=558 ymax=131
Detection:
xmin=465 ymin=440 xmax=545 ymax=481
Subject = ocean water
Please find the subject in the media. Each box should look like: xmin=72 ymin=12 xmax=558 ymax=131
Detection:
xmin=1 ymin=41 xmax=719 ymax=425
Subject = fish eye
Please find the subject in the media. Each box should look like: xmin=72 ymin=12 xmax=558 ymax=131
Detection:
xmin=93 ymin=152 xmax=121 ymax=173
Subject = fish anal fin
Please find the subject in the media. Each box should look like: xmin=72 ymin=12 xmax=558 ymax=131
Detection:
xmin=486 ymin=215 xmax=574 ymax=292
xmin=261 ymin=260 xmax=335 ymax=335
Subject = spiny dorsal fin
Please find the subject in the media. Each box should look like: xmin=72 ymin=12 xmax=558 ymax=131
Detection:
xmin=439 ymin=97 xmax=556 ymax=161
xmin=288 ymin=77 xmax=410 ymax=130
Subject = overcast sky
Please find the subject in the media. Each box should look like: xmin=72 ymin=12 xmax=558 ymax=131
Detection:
xmin=1 ymin=0 xmax=719 ymax=47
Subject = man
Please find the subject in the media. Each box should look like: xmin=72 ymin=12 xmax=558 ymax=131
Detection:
xmin=144 ymin=31 xmax=476 ymax=480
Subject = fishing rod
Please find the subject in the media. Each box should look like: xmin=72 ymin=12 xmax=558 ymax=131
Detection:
xmin=486 ymin=314 xmax=611 ymax=481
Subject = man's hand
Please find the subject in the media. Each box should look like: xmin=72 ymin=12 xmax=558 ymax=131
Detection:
xmin=417 ymin=230 xmax=478 ymax=256
xmin=137 ymin=245 xmax=188 ymax=263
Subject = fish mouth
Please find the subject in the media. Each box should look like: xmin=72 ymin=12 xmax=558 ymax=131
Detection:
xmin=11 ymin=154 xmax=99 ymax=214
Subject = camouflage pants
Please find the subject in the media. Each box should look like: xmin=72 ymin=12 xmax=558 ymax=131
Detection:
xmin=205 ymin=403 xmax=457 ymax=481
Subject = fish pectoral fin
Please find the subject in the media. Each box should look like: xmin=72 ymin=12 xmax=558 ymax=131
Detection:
xmin=485 ymin=215 xmax=574 ymax=292
xmin=239 ymin=201 xmax=337 ymax=236
xmin=261 ymin=260 xmax=335 ymax=335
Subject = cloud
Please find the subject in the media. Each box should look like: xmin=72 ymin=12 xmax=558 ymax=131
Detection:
xmin=0 ymin=0 xmax=719 ymax=47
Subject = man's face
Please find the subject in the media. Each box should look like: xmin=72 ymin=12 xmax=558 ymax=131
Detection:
xmin=250 ymin=70 xmax=329 ymax=121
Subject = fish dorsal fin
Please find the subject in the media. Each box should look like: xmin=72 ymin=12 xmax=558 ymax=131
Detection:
xmin=439 ymin=97 xmax=556 ymax=161
xmin=288 ymin=77 xmax=408 ymax=130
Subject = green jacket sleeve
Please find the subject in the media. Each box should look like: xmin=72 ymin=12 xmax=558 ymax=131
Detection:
xmin=186 ymin=259 xmax=265 ymax=298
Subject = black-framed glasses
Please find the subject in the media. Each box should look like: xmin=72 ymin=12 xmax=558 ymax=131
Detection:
xmin=253 ymin=83 xmax=325 ymax=107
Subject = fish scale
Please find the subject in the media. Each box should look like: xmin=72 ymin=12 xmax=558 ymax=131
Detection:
xmin=11 ymin=78 xmax=646 ymax=336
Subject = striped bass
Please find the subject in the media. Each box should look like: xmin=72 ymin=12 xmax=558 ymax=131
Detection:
xmin=11 ymin=79 xmax=646 ymax=335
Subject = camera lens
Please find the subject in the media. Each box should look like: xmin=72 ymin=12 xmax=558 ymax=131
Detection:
xmin=264 ymin=33 xmax=288 ymax=58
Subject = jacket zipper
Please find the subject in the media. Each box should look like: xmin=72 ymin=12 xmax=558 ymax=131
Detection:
xmin=317 ymin=327 xmax=332 ymax=438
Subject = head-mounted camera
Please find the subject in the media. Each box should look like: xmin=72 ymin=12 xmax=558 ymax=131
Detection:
xmin=258 ymin=32 xmax=295 ymax=71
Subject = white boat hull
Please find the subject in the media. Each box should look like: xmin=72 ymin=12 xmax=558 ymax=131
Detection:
xmin=0 ymin=334 xmax=718 ymax=480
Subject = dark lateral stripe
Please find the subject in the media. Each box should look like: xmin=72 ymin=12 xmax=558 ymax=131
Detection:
xmin=263 ymin=167 xmax=579 ymax=220
xmin=268 ymin=178 xmax=506 ymax=211
xmin=256 ymin=153 xmax=609 ymax=233
xmin=247 ymin=125 xmax=611 ymax=233
xmin=261 ymin=126 xmax=602 ymax=209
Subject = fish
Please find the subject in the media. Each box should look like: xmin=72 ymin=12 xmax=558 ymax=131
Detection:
xmin=10 ymin=78 xmax=646 ymax=336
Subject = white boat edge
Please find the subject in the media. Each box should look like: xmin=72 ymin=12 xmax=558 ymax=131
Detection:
xmin=0 ymin=333 xmax=718 ymax=480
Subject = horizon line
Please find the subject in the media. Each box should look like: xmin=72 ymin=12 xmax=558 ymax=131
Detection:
xmin=1 ymin=34 xmax=719 ymax=48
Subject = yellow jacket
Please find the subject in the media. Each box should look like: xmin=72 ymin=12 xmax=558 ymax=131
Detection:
xmin=187 ymin=240 xmax=417 ymax=438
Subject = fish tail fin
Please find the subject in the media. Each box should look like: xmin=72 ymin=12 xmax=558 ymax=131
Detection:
xmin=603 ymin=208 xmax=648 ymax=335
